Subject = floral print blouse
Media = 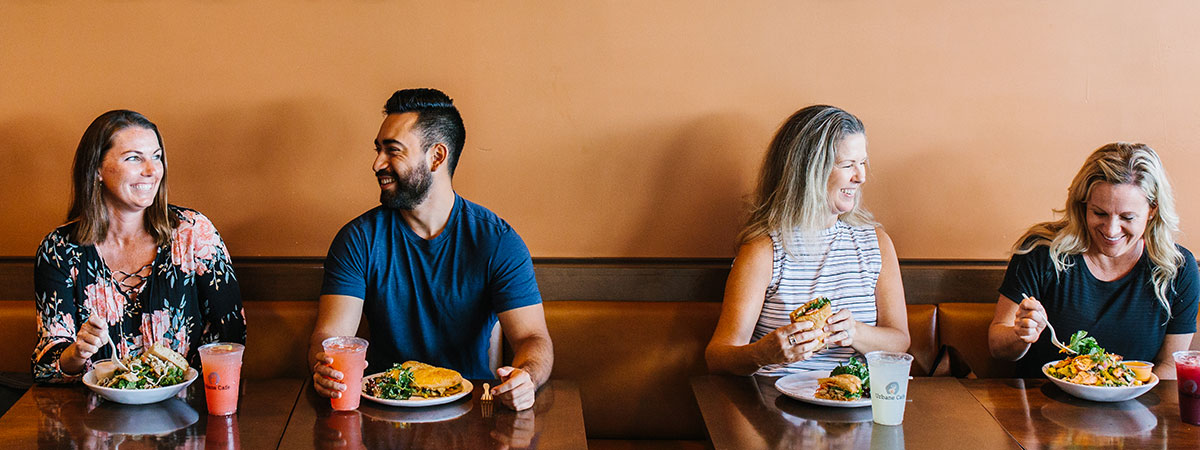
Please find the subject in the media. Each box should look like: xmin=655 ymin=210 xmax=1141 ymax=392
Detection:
xmin=33 ymin=206 xmax=246 ymax=383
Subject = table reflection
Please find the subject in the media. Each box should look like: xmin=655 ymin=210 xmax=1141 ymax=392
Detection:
xmin=204 ymin=413 xmax=241 ymax=450
xmin=692 ymin=375 xmax=1019 ymax=450
xmin=960 ymin=379 xmax=1194 ymax=450
xmin=0 ymin=380 xmax=300 ymax=450
xmin=34 ymin=389 xmax=201 ymax=449
xmin=765 ymin=387 xmax=873 ymax=449
xmin=309 ymin=383 xmax=555 ymax=450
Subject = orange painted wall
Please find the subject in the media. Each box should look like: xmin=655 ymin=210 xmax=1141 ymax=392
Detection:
xmin=3 ymin=2 xmax=1198 ymax=259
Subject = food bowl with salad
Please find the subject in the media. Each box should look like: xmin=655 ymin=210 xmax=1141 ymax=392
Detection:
xmin=82 ymin=343 xmax=199 ymax=405
xmin=1041 ymin=331 xmax=1157 ymax=402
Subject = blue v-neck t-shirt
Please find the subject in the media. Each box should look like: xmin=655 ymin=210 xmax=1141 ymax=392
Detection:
xmin=321 ymin=194 xmax=542 ymax=378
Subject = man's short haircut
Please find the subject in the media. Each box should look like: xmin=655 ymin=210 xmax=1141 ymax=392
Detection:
xmin=384 ymin=88 xmax=466 ymax=175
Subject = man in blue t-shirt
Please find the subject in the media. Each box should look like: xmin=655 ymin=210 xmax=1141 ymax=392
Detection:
xmin=309 ymin=88 xmax=553 ymax=411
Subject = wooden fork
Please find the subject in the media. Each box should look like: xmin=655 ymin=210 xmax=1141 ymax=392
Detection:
xmin=480 ymin=383 xmax=494 ymax=418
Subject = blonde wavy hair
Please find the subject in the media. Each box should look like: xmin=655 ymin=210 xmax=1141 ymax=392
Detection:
xmin=1015 ymin=142 xmax=1181 ymax=315
xmin=740 ymin=105 xmax=876 ymax=255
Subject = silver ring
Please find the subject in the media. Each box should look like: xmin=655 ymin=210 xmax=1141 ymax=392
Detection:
xmin=787 ymin=335 xmax=797 ymax=346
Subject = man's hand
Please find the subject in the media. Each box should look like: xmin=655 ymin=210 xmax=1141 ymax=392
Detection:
xmin=312 ymin=351 xmax=347 ymax=399
xmin=493 ymin=366 xmax=536 ymax=411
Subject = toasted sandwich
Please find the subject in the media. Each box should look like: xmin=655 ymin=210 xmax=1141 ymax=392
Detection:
xmin=815 ymin=374 xmax=864 ymax=401
xmin=403 ymin=361 xmax=465 ymax=398
xmin=791 ymin=297 xmax=833 ymax=344
xmin=147 ymin=342 xmax=189 ymax=370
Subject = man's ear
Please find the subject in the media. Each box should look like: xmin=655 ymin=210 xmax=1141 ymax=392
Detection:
xmin=428 ymin=142 xmax=449 ymax=173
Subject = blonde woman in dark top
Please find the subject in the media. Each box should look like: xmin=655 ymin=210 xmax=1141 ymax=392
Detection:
xmin=988 ymin=143 xmax=1198 ymax=379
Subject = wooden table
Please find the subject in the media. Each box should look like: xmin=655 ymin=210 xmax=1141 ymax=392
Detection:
xmin=691 ymin=374 xmax=1020 ymax=449
xmin=278 ymin=379 xmax=588 ymax=449
xmin=962 ymin=378 xmax=1200 ymax=449
xmin=0 ymin=378 xmax=303 ymax=449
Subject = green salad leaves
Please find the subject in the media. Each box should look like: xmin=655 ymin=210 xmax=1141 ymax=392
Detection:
xmin=101 ymin=356 xmax=186 ymax=389
xmin=365 ymin=363 xmax=417 ymax=399
xmin=1066 ymin=330 xmax=1105 ymax=356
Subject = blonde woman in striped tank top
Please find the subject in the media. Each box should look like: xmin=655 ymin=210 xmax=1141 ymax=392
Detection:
xmin=706 ymin=105 xmax=910 ymax=376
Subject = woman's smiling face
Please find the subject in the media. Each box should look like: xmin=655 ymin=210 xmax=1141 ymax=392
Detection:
xmin=826 ymin=133 xmax=868 ymax=221
xmin=99 ymin=126 xmax=163 ymax=214
xmin=1084 ymin=181 xmax=1153 ymax=259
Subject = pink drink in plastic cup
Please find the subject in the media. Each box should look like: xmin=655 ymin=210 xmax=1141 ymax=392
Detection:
xmin=1174 ymin=350 xmax=1200 ymax=425
xmin=199 ymin=343 xmax=245 ymax=416
xmin=323 ymin=337 xmax=369 ymax=411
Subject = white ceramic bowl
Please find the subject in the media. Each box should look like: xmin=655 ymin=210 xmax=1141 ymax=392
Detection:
xmin=82 ymin=364 xmax=199 ymax=405
xmin=1042 ymin=361 xmax=1158 ymax=402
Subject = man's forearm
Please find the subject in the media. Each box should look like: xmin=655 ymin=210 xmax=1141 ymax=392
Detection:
xmin=510 ymin=335 xmax=554 ymax=387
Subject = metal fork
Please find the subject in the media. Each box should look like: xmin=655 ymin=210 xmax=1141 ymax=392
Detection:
xmin=1022 ymin=293 xmax=1076 ymax=355
xmin=480 ymin=383 xmax=494 ymax=418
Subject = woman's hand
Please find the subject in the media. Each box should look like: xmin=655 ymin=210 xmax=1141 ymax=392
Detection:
xmin=1013 ymin=297 xmax=1047 ymax=344
xmin=61 ymin=315 xmax=109 ymax=373
xmin=824 ymin=309 xmax=858 ymax=347
xmin=753 ymin=321 xmax=825 ymax=366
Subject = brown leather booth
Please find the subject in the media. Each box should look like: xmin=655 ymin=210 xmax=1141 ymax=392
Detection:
xmin=937 ymin=302 xmax=1016 ymax=378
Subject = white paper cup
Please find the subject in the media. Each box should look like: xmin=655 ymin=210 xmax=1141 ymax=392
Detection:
xmin=866 ymin=351 xmax=914 ymax=426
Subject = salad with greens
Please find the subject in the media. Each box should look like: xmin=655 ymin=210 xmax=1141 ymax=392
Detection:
xmin=1045 ymin=331 xmax=1141 ymax=387
xmin=364 ymin=363 xmax=417 ymax=399
xmin=100 ymin=352 xmax=187 ymax=389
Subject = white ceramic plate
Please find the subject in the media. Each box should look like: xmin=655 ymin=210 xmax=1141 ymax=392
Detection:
xmin=360 ymin=375 xmax=473 ymax=407
xmin=1042 ymin=360 xmax=1158 ymax=402
xmin=776 ymin=374 xmax=870 ymax=408
xmin=82 ymin=365 xmax=199 ymax=405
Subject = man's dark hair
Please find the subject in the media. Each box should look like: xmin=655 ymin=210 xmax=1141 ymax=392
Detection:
xmin=384 ymin=88 xmax=466 ymax=175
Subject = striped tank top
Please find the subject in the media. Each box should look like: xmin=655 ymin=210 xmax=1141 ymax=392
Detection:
xmin=754 ymin=221 xmax=882 ymax=376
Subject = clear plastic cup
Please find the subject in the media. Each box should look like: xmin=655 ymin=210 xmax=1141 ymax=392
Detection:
xmin=198 ymin=342 xmax=245 ymax=416
xmin=865 ymin=351 xmax=914 ymax=426
xmin=322 ymin=337 xmax=369 ymax=411
xmin=1173 ymin=350 xmax=1200 ymax=425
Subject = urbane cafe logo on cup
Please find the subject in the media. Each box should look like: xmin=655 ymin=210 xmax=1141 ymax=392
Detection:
xmin=206 ymin=372 xmax=232 ymax=390
xmin=873 ymin=381 xmax=905 ymax=401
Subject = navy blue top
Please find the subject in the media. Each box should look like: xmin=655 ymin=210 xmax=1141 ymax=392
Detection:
xmin=999 ymin=244 xmax=1199 ymax=378
xmin=321 ymin=195 xmax=542 ymax=378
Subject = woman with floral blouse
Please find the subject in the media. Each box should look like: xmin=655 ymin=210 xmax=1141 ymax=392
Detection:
xmin=33 ymin=110 xmax=246 ymax=383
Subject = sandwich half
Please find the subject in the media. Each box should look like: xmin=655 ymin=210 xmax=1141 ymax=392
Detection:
xmin=815 ymin=374 xmax=864 ymax=401
xmin=790 ymin=297 xmax=833 ymax=345
xmin=409 ymin=364 xmax=465 ymax=398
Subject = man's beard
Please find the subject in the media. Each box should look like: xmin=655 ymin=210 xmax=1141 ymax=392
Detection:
xmin=379 ymin=160 xmax=433 ymax=210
